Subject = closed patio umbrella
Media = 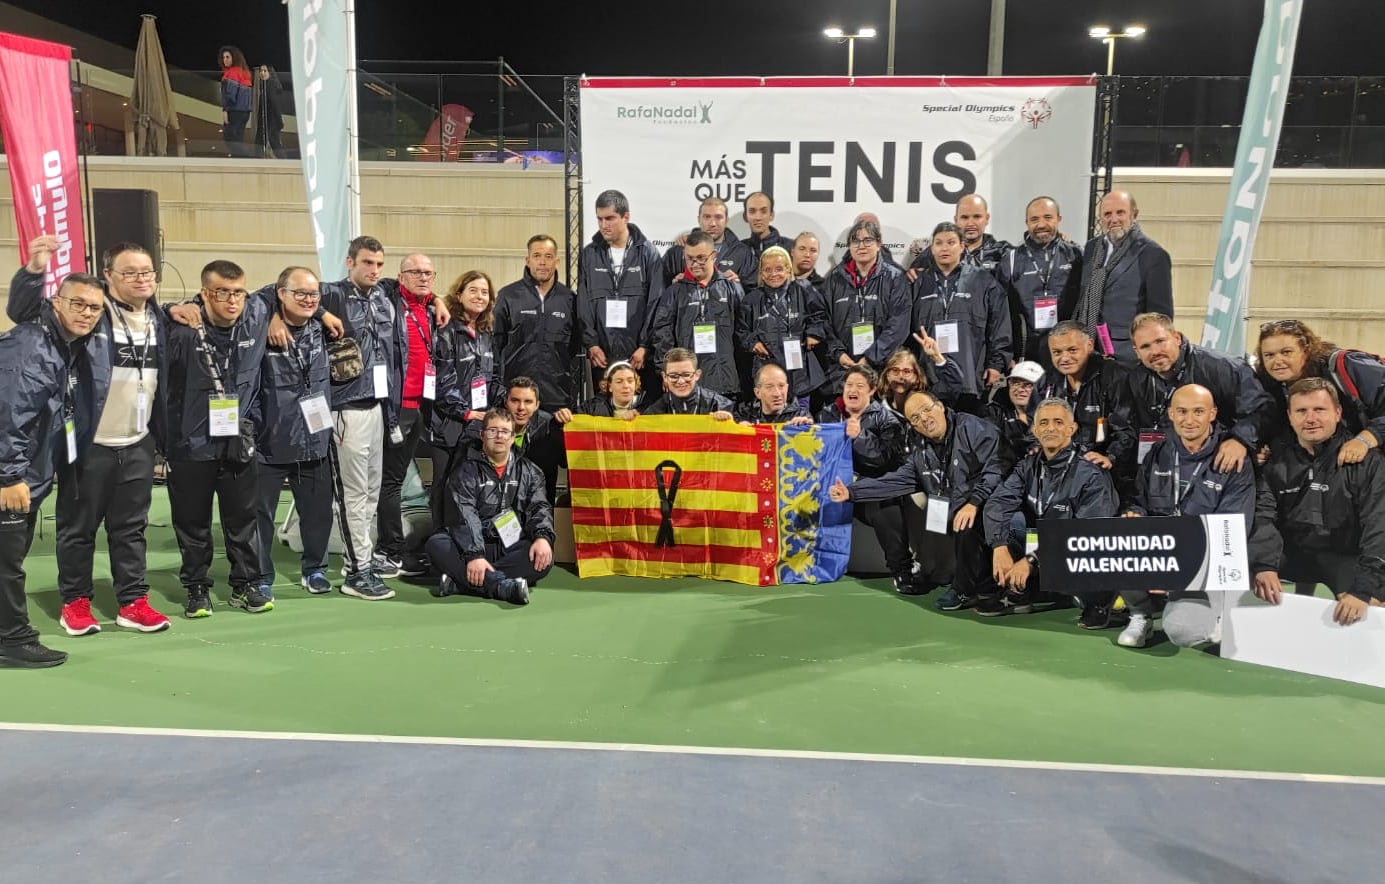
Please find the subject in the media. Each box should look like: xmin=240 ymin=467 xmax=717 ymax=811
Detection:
xmin=128 ymin=14 xmax=180 ymax=156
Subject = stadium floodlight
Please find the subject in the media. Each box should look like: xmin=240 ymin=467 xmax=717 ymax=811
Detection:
xmin=1089 ymin=24 xmax=1147 ymax=75
xmin=823 ymin=26 xmax=876 ymax=77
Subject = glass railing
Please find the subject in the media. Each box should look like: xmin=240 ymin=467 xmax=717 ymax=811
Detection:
xmin=5 ymin=69 xmax=1382 ymax=169
xmin=1109 ymin=76 xmax=1385 ymax=168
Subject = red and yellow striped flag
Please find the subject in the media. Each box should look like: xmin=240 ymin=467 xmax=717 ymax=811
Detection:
xmin=565 ymin=415 xmax=779 ymax=586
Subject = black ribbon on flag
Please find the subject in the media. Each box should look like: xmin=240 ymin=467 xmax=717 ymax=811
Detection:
xmin=654 ymin=459 xmax=682 ymax=548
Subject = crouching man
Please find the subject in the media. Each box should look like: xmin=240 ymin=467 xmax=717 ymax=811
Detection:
xmin=982 ymin=398 xmax=1119 ymax=618
xmin=0 ymin=274 xmax=106 ymax=666
xmin=1117 ymin=384 xmax=1255 ymax=648
xmin=1249 ymin=377 xmax=1385 ymax=625
xmin=426 ymin=407 xmax=555 ymax=604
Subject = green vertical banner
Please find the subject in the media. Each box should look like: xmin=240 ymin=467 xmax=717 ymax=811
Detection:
xmin=1200 ymin=0 xmax=1303 ymax=355
xmin=287 ymin=0 xmax=353 ymax=273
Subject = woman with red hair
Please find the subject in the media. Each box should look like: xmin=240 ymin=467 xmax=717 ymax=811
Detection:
xmin=219 ymin=46 xmax=253 ymax=158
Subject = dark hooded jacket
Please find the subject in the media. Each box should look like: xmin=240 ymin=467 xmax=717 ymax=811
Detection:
xmin=318 ymin=276 xmax=408 ymax=430
xmin=1257 ymin=348 xmax=1385 ymax=446
xmin=997 ymin=236 xmax=1084 ymax=366
xmin=649 ymin=272 xmax=746 ymax=397
xmin=1124 ymin=424 xmax=1256 ymax=519
xmin=821 ymin=258 xmax=912 ymax=372
xmin=578 ymin=223 xmax=663 ymax=364
xmin=911 ymin=263 xmax=1012 ymax=396
xmin=493 ymin=269 xmax=579 ymax=409
xmin=0 ymin=304 xmax=102 ymax=505
xmin=1248 ymin=429 xmax=1385 ymax=602
xmin=982 ymin=443 xmax=1119 ymax=547
xmin=446 ymin=444 xmax=556 ymax=561
xmin=849 ymin=410 xmax=1004 ymax=520
xmin=255 ymin=304 xmax=331 ymax=465
xmin=816 ymin=398 xmax=905 ymax=477
xmin=1127 ymin=337 xmax=1274 ymax=454
xmin=909 ymin=233 xmax=1011 ymax=275
xmin=738 ymin=279 xmax=828 ymax=399
xmin=432 ymin=322 xmax=502 ymax=449
xmin=662 ymin=229 xmax=757 ymax=286
xmin=642 ymin=387 xmax=733 ymax=416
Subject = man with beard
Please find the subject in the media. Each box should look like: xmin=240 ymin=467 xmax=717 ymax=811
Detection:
xmin=494 ymin=235 xmax=579 ymax=409
xmin=908 ymin=194 xmax=1011 ymax=277
xmin=997 ymin=196 xmax=1083 ymax=367
xmin=661 ymin=197 xmax=757 ymax=286
xmin=1069 ymin=191 xmax=1173 ymax=365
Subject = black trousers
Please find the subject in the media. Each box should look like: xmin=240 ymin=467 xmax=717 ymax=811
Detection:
xmin=257 ymin=458 xmax=333 ymax=584
xmin=56 ymin=436 xmax=156 ymax=606
xmin=167 ymin=456 xmax=260 ymax=591
xmin=425 ymin=532 xmax=552 ymax=596
xmin=0 ymin=509 xmax=40 ymax=646
xmin=854 ymin=500 xmax=915 ymax=575
xmin=1281 ymin=544 xmax=1360 ymax=598
xmin=376 ymin=406 xmax=427 ymax=558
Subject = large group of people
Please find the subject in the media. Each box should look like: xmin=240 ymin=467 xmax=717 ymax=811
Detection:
xmin=1 ymin=184 xmax=1382 ymax=671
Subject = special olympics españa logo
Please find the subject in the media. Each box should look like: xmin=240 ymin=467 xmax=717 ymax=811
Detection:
xmin=1020 ymin=98 xmax=1052 ymax=129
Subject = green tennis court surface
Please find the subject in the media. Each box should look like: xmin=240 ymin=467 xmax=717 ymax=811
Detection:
xmin=7 ymin=493 xmax=1385 ymax=779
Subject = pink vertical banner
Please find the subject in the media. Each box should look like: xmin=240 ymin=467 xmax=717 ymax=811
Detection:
xmin=0 ymin=32 xmax=87 ymax=297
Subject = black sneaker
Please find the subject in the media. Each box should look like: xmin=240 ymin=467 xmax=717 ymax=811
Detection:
xmin=341 ymin=569 xmax=395 ymax=601
xmin=229 ymin=584 xmax=274 ymax=614
xmin=893 ymin=573 xmax=929 ymax=596
xmin=1078 ymin=601 xmax=1120 ymax=630
xmin=398 ymin=552 xmax=430 ymax=578
xmin=372 ymin=554 xmax=404 ymax=579
xmin=934 ymin=586 xmax=975 ymax=611
xmin=184 ymin=586 xmax=213 ymax=619
xmin=975 ymin=591 xmax=1034 ymax=617
xmin=431 ymin=574 xmax=460 ymax=598
xmin=495 ymin=577 xmax=530 ymax=605
xmin=0 ymin=641 xmax=68 ymax=668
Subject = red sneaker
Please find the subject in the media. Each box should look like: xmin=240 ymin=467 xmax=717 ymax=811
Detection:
xmin=59 ymin=598 xmax=101 ymax=637
xmin=116 ymin=597 xmax=171 ymax=633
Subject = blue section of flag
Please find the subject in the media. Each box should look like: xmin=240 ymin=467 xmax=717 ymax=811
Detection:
xmin=776 ymin=423 xmax=854 ymax=585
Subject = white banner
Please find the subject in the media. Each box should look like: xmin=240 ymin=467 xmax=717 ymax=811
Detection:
xmin=580 ymin=76 xmax=1097 ymax=270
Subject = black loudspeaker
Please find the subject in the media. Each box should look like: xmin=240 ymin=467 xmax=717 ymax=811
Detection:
xmin=92 ymin=188 xmax=161 ymax=278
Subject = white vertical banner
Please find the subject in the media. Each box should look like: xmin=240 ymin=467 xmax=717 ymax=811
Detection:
xmin=286 ymin=0 xmax=360 ymax=273
xmin=1200 ymin=0 xmax=1304 ymax=355
xmin=579 ymin=76 xmax=1096 ymax=269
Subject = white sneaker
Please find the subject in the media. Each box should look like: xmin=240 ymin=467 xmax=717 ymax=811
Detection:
xmin=1117 ymin=613 xmax=1153 ymax=648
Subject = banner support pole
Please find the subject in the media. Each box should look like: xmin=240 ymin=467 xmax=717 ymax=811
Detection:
xmin=343 ymin=0 xmax=362 ymax=236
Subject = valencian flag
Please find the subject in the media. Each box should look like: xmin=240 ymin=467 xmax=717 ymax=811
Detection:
xmin=566 ymin=416 xmax=853 ymax=586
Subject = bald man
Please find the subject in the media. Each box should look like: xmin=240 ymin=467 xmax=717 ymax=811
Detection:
xmin=1068 ymin=190 xmax=1173 ymax=365
xmin=1117 ymin=384 xmax=1256 ymax=648
xmin=908 ymin=194 xmax=1011 ymax=276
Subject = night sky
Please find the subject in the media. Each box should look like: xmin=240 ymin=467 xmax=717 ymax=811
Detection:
xmin=5 ymin=0 xmax=1382 ymax=78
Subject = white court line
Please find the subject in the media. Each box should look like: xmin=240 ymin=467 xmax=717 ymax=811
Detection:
xmin=1 ymin=720 xmax=1383 ymax=787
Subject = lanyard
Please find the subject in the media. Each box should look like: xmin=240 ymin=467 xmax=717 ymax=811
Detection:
xmin=195 ymin=312 xmax=237 ymax=396
xmin=108 ymin=297 xmax=152 ymax=386
xmin=932 ymin=269 xmax=959 ymax=314
xmin=404 ymin=301 xmax=432 ymax=351
xmin=1023 ymin=244 xmax=1056 ymax=295
xmin=1033 ymin=454 xmax=1075 ymax=517
xmin=285 ymin=320 xmax=314 ymax=389
xmin=1171 ymin=450 xmax=1209 ymax=510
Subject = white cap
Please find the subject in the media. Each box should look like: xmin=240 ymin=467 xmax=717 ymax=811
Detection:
xmin=1008 ymin=361 xmax=1044 ymax=384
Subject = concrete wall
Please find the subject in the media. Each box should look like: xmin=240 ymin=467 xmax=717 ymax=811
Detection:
xmin=2 ymin=159 xmax=1383 ymax=352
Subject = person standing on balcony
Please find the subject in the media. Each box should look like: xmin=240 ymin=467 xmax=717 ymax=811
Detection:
xmin=255 ymin=64 xmax=285 ymax=159
xmin=219 ymin=46 xmax=253 ymax=159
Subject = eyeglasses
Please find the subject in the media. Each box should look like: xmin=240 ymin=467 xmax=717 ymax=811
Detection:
xmin=849 ymin=237 xmax=878 ymax=247
xmin=664 ymin=371 xmax=696 ymax=382
xmin=114 ymin=269 xmax=156 ymax=282
xmin=206 ymin=287 xmax=248 ymax=302
xmin=400 ymin=269 xmax=435 ymax=279
xmin=482 ymin=427 xmax=514 ymax=438
xmin=906 ymin=401 xmax=941 ymax=424
xmin=62 ymin=298 xmax=105 ymax=315
xmin=886 ymin=366 xmax=917 ymax=376
xmin=283 ymin=288 xmax=321 ymax=304
xmin=685 ymin=254 xmax=715 ymax=266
